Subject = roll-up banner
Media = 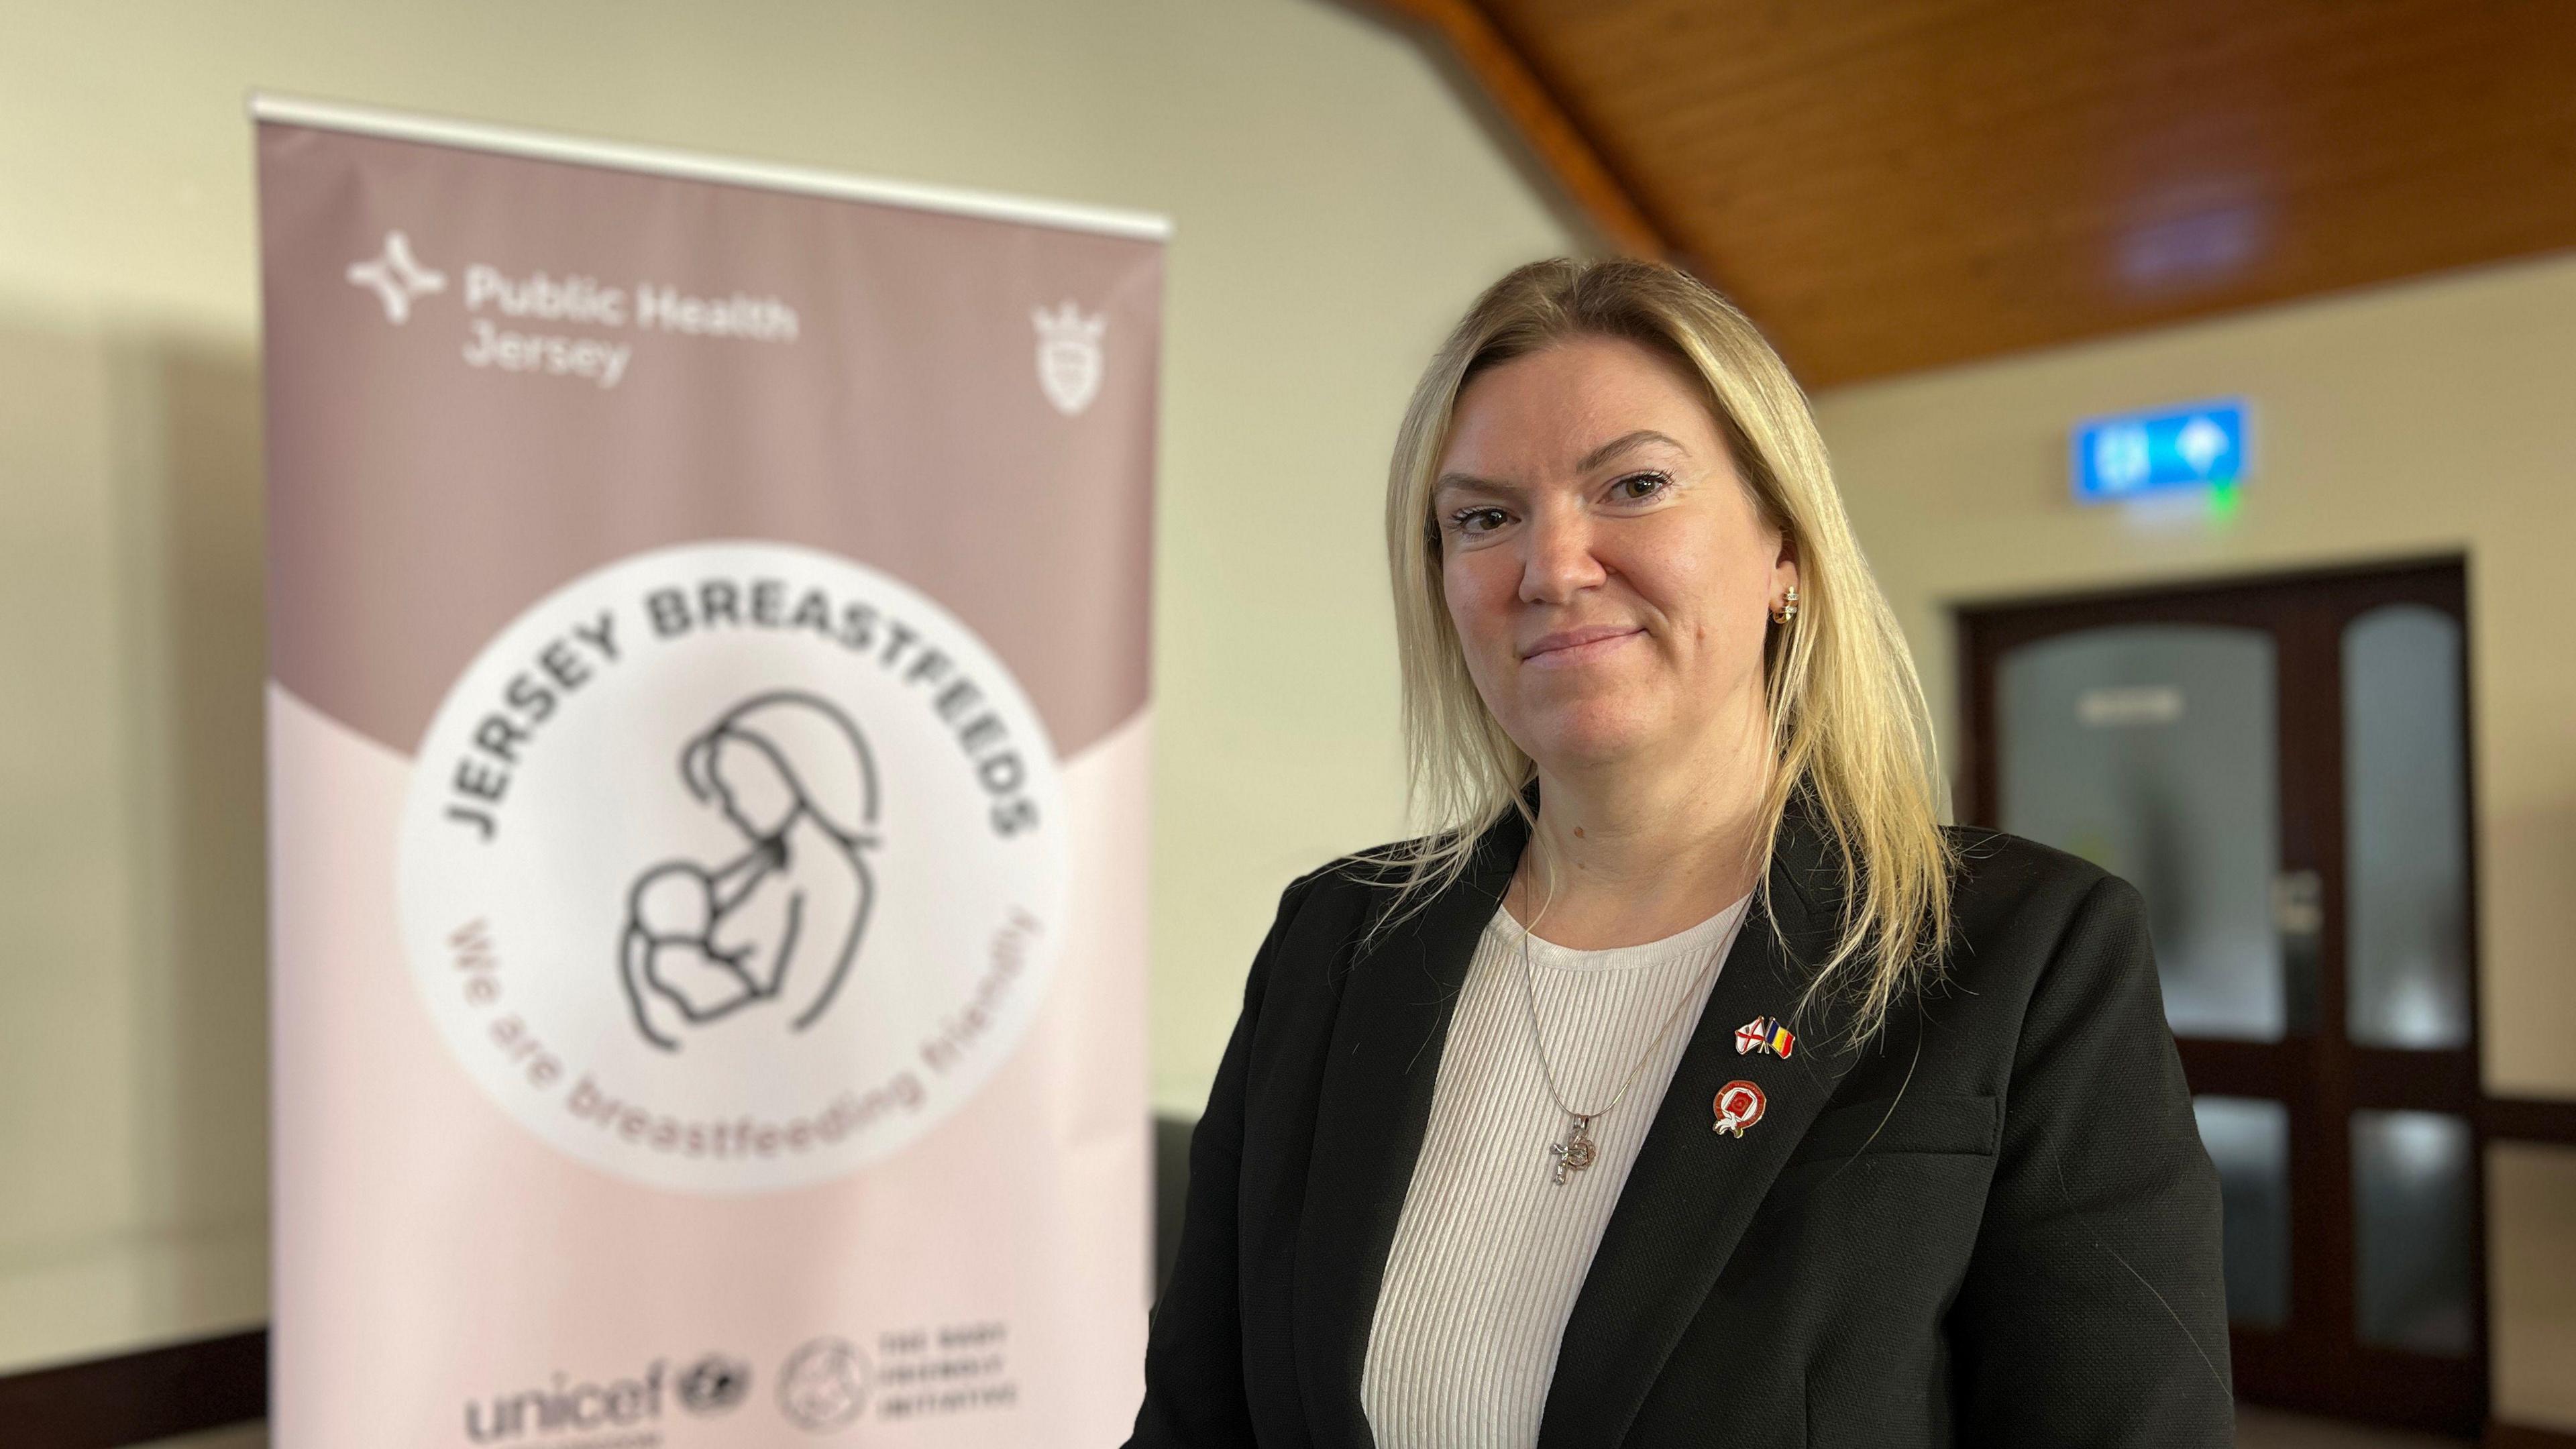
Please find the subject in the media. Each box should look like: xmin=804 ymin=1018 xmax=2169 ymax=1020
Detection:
xmin=252 ymin=95 xmax=1165 ymax=1448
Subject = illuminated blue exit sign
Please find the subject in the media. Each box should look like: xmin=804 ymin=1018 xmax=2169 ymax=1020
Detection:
xmin=2072 ymin=398 xmax=2250 ymax=503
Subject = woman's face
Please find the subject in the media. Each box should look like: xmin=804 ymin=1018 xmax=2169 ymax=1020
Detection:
xmin=1433 ymin=334 xmax=1796 ymax=775
xmin=711 ymin=735 xmax=799 ymax=839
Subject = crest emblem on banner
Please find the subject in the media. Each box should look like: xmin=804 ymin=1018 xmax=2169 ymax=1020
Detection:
xmin=1032 ymin=300 xmax=1106 ymax=416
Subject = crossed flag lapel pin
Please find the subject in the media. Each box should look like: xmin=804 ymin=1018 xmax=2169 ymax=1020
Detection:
xmin=1734 ymin=1015 xmax=1794 ymax=1058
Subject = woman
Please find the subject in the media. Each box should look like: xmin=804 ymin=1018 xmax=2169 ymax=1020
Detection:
xmin=1125 ymin=260 xmax=2229 ymax=1448
xmin=621 ymin=690 xmax=880 ymax=1047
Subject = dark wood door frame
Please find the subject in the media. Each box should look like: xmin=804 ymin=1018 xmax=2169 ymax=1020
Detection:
xmin=1957 ymin=555 xmax=2491 ymax=1435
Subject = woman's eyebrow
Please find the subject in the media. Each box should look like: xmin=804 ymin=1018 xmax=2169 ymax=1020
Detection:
xmin=1576 ymin=429 xmax=1688 ymax=471
xmin=1432 ymin=471 xmax=1520 ymax=502
xmin=1431 ymin=430 xmax=1690 ymax=501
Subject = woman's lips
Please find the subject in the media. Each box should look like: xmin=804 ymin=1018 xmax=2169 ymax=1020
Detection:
xmin=1521 ymin=628 xmax=1642 ymax=668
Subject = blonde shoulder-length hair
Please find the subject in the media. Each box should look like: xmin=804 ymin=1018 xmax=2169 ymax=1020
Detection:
xmin=1364 ymin=256 xmax=1955 ymax=1044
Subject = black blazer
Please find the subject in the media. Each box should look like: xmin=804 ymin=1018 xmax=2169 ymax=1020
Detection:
xmin=1125 ymin=799 xmax=2233 ymax=1448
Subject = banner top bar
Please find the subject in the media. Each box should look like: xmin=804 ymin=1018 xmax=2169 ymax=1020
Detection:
xmin=248 ymin=91 xmax=1175 ymax=243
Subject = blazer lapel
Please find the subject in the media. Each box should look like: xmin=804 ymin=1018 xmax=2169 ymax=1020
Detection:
xmin=1292 ymin=806 xmax=1528 ymax=1449
xmin=1535 ymin=801 xmax=1864 ymax=1449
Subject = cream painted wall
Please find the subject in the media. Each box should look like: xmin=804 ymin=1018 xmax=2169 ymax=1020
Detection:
xmin=0 ymin=0 xmax=1587 ymax=1374
xmin=1810 ymin=252 xmax=2576 ymax=1427
xmin=1811 ymin=252 xmax=2576 ymax=1098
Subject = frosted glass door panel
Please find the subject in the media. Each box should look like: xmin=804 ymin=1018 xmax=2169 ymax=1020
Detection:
xmin=2000 ymin=626 xmax=2286 ymax=1039
xmin=2194 ymin=1095 xmax=2291 ymax=1327
xmin=2353 ymin=1110 xmax=2475 ymax=1354
xmin=2344 ymin=605 xmax=2471 ymax=1049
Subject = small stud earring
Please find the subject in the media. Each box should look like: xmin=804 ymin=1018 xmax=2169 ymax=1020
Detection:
xmin=1770 ymin=585 xmax=1801 ymax=625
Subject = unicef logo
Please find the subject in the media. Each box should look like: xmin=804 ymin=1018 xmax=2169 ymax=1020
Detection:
xmin=396 ymin=540 xmax=1069 ymax=1193
xmin=677 ymin=1353 xmax=752 ymax=1415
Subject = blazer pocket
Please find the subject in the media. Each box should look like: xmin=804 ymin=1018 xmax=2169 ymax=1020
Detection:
xmin=1782 ymin=1090 xmax=1998 ymax=1165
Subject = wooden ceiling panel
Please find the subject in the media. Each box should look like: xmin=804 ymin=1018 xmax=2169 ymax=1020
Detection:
xmin=1425 ymin=0 xmax=2576 ymax=384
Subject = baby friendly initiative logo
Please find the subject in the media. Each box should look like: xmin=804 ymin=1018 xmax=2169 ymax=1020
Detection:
xmin=395 ymin=540 xmax=1069 ymax=1193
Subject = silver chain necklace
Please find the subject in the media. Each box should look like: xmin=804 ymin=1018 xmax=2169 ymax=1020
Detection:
xmin=1511 ymin=855 xmax=1734 ymax=1187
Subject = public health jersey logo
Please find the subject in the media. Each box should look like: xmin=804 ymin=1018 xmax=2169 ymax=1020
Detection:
xmin=347 ymin=229 xmax=447 ymax=323
xmin=1031 ymin=300 xmax=1106 ymax=416
xmin=396 ymin=540 xmax=1069 ymax=1193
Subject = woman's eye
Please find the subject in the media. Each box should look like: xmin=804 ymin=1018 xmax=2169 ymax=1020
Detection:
xmin=1611 ymin=470 xmax=1671 ymax=502
xmin=1449 ymin=506 xmax=1509 ymax=536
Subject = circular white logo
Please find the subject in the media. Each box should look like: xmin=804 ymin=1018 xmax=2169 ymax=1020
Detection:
xmin=396 ymin=540 xmax=1068 ymax=1193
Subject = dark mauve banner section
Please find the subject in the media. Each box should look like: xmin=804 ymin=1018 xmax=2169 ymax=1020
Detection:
xmin=257 ymin=122 xmax=1161 ymax=761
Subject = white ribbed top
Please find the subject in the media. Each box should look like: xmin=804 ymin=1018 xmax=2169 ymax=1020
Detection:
xmin=1360 ymin=892 xmax=1754 ymax=1449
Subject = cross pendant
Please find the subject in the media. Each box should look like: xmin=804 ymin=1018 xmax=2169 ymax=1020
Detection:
xmin=1548 ymin=1116 xmax=1598 ymax=1186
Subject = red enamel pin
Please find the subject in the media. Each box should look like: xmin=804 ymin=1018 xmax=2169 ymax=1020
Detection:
xmin=1712 ymin=1079 xmax=1768 ymax=1138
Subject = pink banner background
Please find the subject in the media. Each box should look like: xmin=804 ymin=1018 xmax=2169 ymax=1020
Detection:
xmin=257 ymin=116 xmax=1161 ymax=1448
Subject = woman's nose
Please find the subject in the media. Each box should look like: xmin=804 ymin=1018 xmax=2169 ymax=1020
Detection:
xmin=1517 ymin=506 xmax=1606 ymax=604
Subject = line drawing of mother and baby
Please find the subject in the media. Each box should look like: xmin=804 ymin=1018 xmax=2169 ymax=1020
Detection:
xmin=618 ymin=692 xmax=879 ymax=1050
